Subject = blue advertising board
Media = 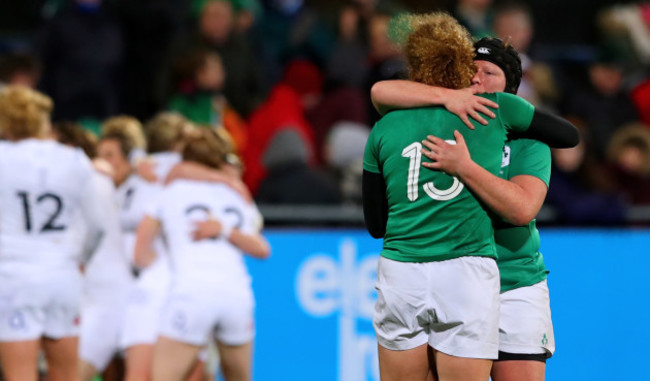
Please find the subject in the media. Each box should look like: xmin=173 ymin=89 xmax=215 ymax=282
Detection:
xmin=244 ymin=228 xmax=650 ymax=380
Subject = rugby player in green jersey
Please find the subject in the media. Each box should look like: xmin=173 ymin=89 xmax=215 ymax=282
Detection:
xmin=370 ymin=37 xmax=562 ymax=381
xmin=363 ymin=14 xmax=576 ymax=381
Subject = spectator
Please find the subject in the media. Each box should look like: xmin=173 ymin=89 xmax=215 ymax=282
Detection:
xmin=256 ymin=129 xmax=342 ymax=205
xmin=606 ymin=123 xmax=650 ymax=205
xmin=0 ymin=52 xmax=42 ymax=89
xmin=243 ymin=58 xmax=320 ymax=195
xmin=168 ymin=49 xmax=248 ymax=153
xmin=323 ymin=121 xmax=370 ymax=204
xmin=546 ymin=125 xmax=626 ymax=225
xmin=175 ymin=0 xmax=265 ymax=117
xmin=563 ymin=50 xmax=639 ymax=160
xmin=454 ymin=0 xmax=495 ymax=38
xmin=34 ymin=0 xmax=124 ymax=122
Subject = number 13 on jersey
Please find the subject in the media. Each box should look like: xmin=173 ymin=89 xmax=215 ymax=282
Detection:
xmin=401 ymin=142 xmax=464 ymax=201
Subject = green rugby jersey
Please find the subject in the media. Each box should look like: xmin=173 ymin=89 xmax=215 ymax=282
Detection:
xmin=495 ymin=138 xmax=551 ymax=293
xmin=363 ymin=92 xmax=534 ymax=262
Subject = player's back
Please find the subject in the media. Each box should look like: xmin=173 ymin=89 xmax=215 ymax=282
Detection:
xmin=366 ymin=93 xmax=533 ymax=262
xmin=0 ymin=139 xmax=93 ymax=277
xmin=154 ymin=180 xmax=253 ymax=292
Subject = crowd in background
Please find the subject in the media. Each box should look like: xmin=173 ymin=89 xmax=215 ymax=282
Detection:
xmin=0 ymin=0 xmax=649 ymax=225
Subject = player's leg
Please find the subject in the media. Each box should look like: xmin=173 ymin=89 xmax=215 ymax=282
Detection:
xmin=378 ymin=343 xmax=431 ymax=381
xmin=152 ymin=336 xmax=201 ymax=381
xmin=184 ymin=358 xmax=207 ymax=381
xmin=491 ymin=359 xmax=545 ymax=381
xmin=79 ymin=359 xmax=98 ymax=381
xmin=433 ymin=351 xmax=492 ymax=381
xmin=216 ymin=341 xmax=252 ymax=381
xmin=41 ymin=336 xmax=80 ymax=381
xmin=124 ymin=344 xmax=155 ymax=381
xmin=0 ymin=340 xmax=40 ymax=381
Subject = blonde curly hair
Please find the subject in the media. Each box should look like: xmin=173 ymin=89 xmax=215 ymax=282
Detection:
xmin=144 ymin=112 xmax=194 ymax=154
xmin=100 ymin=115 xmax=146 ymax=159
xmin=0 ymin=85 xmax=53 ymax=140
xmin=402 ymin=12 xmax=476 ymax=89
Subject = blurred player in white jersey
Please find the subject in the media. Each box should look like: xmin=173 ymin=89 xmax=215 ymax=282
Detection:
xmin=134 ymin=129 xmax=270 ymax=381
xmin=96 ymin=116 xmax=168 ymax=381
xmin=51 ymin=122 xmax=135 ymax=381
xmin=0 ymin=86 xmax=107 ymax=381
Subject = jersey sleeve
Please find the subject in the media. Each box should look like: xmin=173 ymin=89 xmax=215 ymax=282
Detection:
xmin=507 ymin=139 xmax=552 ymax=186
xmin=363 ymin=126 xmax=381 ymax=174
xmin=497 ymin=92 xmax=535 ymax=133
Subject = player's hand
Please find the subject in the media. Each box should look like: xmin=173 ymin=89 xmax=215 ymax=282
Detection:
xmin=443 ymin=88 xmax=498 ymax=130
xmin=92 ymin=158 xmax=114 ymax=178
xmin=136 ymin=158 xmax=158 ymax=183
xmin=191 ymin=219 xmax=222 ymax=241
xmin=421 ymin=130 xmax=472 ymax=177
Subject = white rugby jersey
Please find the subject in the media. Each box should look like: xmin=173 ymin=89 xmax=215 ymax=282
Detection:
xmin=146 ymin=180 xmax=258 ymax=290
xmin=81 ymin=172 xmax=134 ymax=291
xmin=0 ymin=139 xmax=105 ymax=278
xmin=150 ymin=151 xmax=181 ymax=183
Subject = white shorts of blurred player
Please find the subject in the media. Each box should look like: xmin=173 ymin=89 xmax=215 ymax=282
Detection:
xmin=158 ymin=285 xmax=255 ymax=347
xmin=0 ymin=270 xmax=83 ymax=341
xmin=373 ymin=256 xmax=500 ymax=359
xmin=498 ymin=279 xmax=555 ymax=357
xmin=79 ymin=285 xmax=131 ymax=371
xmin=120 ymin=257 xmax=171 ymax=349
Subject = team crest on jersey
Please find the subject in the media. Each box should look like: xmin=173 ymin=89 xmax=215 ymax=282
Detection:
xmin=9 ymin=311 xmax=25 ymax=330
xmin=501 ymin=145 xmax=511 ymax=168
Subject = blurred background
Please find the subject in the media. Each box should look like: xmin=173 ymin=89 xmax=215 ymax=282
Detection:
xmin=1 ymin=0 xmax=650 ymax=226
xmin=1 ymin=0 xmax=649 ymax=379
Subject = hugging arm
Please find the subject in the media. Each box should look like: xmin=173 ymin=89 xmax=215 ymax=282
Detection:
xmin=362 ymin=170 xmax=388 ymax=238
xmin=515 ymin=109 xmax=579 ymax=148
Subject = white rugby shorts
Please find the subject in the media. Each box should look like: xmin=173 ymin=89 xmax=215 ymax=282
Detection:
xmin=0 ymin=272 xmax=82 ymax=342
xmin=373 ymin=256 xmax=500 ymax=359
xmin=498 ymin=279 xmax=555 ymax=357
xmin=158 ymin=286 xmax=255 ymax=347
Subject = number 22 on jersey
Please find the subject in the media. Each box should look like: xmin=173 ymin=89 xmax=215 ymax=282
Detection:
xmin=401 ymin=142 xmax=464 ymax=201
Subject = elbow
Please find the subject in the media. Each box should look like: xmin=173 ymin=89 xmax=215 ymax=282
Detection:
xmin=505 ymin=209 xmax=537 ymax=226
xmin=366 ymin=224 xmax=386 ymax=239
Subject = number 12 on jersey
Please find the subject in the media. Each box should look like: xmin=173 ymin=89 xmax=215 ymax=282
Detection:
xmin=401 ymin=142 xmax=464 ymax=201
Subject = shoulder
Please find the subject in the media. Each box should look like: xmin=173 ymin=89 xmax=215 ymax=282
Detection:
xmin=509 ymin=139 xmax=551 ymax=156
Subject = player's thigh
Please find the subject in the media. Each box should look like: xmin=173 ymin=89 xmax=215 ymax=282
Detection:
xmin=491 ymin=360 xmax=545 ymax=381
xmin=213 ymin=289 xmax=255 ymax=348
xmin=433 ymin=350 xmax=492 ymax=381
xmin=79 ymin=302 xmax=123 ymax=372
xmin=377 ymin=343 xmax=430 ymax=381
xmin=152 ymin=336 xmax=201 ymax=381
xmin=0 ymin=339 xmax=40 ymax=381
xmin=216 ymin=341 xmax=252 ymax=381
xmin=42 ymin=336 xmax=80 ymax=381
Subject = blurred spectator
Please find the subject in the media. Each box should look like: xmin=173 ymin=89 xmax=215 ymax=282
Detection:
xmin=0 ymin=52 xmax=42 ymax=89
xmin=493 ymin=2 xmax=560 ymax=109
xmin=168 ymin=49 xmax=248 ymax=153
xmin=114 ymin=0 xmax=190 ymax=121
xmin=34 ymin=0 xmax=124 ymax=122
xmin=597 ymin=4 xmax=650 ymax=75
xmin=365 ymin=12 xmax=406 ymax=124
xmin=454 ymin=0 xmax=494 ymax=38
xmin=256 ymin=129 xmax=342 ymax=205
xmin=174 ymin=0 xmax=264 ymax=117
xmin=546 ymin=126 xmax=626 ymax=225
xmin=243 ymin=59 xmax=320 ymax=195
xmin=563 ymin=51 xmax=639 ymax=160
xmin=606 ymin=123 xmax=650 ymax=205
xmin=323 ymin=121 xmax=370 ymax=204
xmin=630 ymin=77 xmax=650 ymax=127
xmin=251 ymin=0 xmax=336 ymax=89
